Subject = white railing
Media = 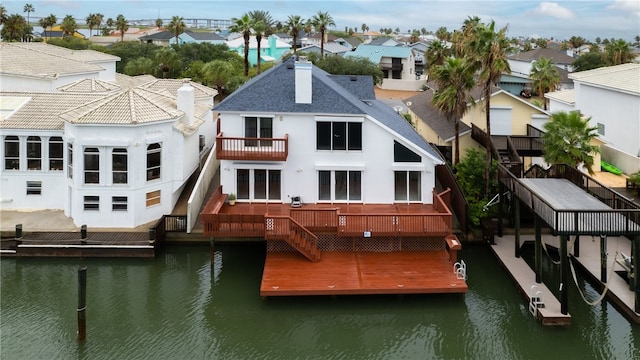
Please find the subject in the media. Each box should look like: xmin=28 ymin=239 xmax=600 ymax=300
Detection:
xmin=186 ymin=146 xmax=219 ymax=233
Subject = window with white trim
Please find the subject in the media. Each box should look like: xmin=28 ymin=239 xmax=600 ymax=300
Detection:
xmin=27 ymin=136 xmax=41 ymax=170
xmin=112 ymin=196 xmax=128 ymax=211
xmin=318 ymin=170 xmax=362 ymax=201
xmin=112 ymin=148 xmax=128 ymax=184
xmin=244 ymin=116 xmax=273 ymax=147
xmin=4 ymin=136 xmax=20 ymax=170
xmin=67 ymin=143 xmax=73 ymax=179
xmin=236 ymin=169 xmax=281 ymax=200
xmin=316 ymin=121 xmax=362 ymax=151
xmin=26 ymin=181 xmax=42 ymax=195
xmin=49 ymin=137 xmax=64 ymax=171
xmin=146 ymin=143 xmax=161 ymax=181
xmin=394 ymin=171 xmax=421 ymax=201
xmin=84 ymin=196 xmax=99 ymax=210
xmin=84 ymin=147 xmax=100 ymax=184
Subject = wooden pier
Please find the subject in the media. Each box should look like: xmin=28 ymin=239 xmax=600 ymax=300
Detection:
xmin=261 ymin=250 xmax=467 ymax=296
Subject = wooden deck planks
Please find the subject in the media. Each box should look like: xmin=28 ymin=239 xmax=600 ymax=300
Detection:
xmin=260 ymin=250 xmax=468 ymax=296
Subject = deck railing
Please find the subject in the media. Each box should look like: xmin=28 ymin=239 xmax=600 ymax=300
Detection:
xmin=436 ymin=164 xmax=469 ymax=233
xmin=216 ymin=132 xmax=288 ymax=161
xmin=290 ymin=208 xmax=339 ymax=232
xmin=265 ymin=215 xmax=320 ymax=261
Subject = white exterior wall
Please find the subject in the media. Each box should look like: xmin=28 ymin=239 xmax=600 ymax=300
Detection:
xmin=93 ymin=61 xmax=116 ymax=81
xmin=0 ymin=131 xmax=68 ymax=210
xmin=547 ymin=98 xmax=575 ymax=114
xmin=0 ymin=73 xmax=102 ymax=92
xmin=218 ymin=112 xmax=437 ymax=205
xmin=575 ymin=83 xmax=640 ymax=157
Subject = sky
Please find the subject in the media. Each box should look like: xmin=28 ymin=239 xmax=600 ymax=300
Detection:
xmin=3 ymin=0 xmax=639 ymax=41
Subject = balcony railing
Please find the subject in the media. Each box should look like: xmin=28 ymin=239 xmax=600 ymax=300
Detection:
xmin=216 ymin=132 xmax=288 ymax=161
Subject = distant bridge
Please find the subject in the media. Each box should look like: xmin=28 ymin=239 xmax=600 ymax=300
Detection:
xmin=31 ymin=17 xmax=233 ymax=30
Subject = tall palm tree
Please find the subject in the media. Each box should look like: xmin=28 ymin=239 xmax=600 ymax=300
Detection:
xmin=0 ymin=5 xmax=8 ymax=25
xmin=155 ymin=18 xmax=163 ymax=28
xmin=310 ymin=11 xmax=335 ymax=57
xmin=463 ymin=20 xmax=512 ymax=196
xmin=154 ymin=47 xmax=182 ymax=79
xmin=95 ymin=13 xmax=103 ymax=33
xmin=431 ymin=57 xmax=476 ymax=165
xmin=229 ymin=13 xmax=253 ymax=77
xmin=1 ymin=14 xmax=27 ymax=41
xmin=23 ymin=3 xmax=34 ymax=24
xmin=425 ymin=40 xmax=451 ymax=80
xmin=86 ymin=13 xmax=97 ymax=37
xmin=115 ymin=14 xmax=128 ymax=42
xmin=60 ymin=15 xmax=77 ymax=37
xmin=286 ymin=15 xmax=305 ymax=55
xmin=542 ymin=111 xmax=599 ymax=175
xmin=203 ymin=59 xmax=238 ymax=100
xmin=530 ymin=56 xmax=560 ymax=110
xmin=249 ymin=10 xmax=273 ymax=74
xmin=167 ymin=16 xmax=186 ymax=46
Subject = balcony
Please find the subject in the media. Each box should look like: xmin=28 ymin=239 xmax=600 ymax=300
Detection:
xmin=216 ymin=132 xmax=288 ymax=161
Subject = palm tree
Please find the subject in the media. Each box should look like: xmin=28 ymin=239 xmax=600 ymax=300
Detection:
xmin=60 ymin=15 xmax=77 ymax=37
xmin=229 ymin=13 xmax=253 ymax=77
xmin=0 ymin=5 xmax=8 ymax=25
xmin=425 ymin=40 xmax=450 ymax=80
xmin=115 ymin=14 xmax=128 ymax=42
xmin=95 ymin=13 xmax=103 ymax=33
xmin=39 ymin=14 xmax=56 ymax=40
xmin=542 ymin=111 xmax=599 ymax=175
xmin=154 ymin=47 xmax=182 ymax=79
xmin=155 ymin=18 xmax=163 ymax=28
xmin=124 ymin=57 xmax=156 ymax=76
xmin=203 ymin=59 xmax=238 ymax=100
xmin=167 ymin=16 xmax=186 ymax=46
xmin=530 ymin=57 xmax=560 ymax=110
xmin=285 ymin=15 xmax=305 ymax=55
xmin=23 ymin=3 xmax=34 ymax=24
xmin=431 ymin=57 xmax=476 ymax=164
xmin=605 ymin=39 xmax=633 ymax=65
xmin=1 ymin=14 xmax=27 ymax=41
xmin=463 ymin=20 xmax=512 ymax=196
xmin=86 ymin=13 xmax=97 ymax=37
xmin=310 ymin=11 xmax=335 ymax=57
xmin=249 ymin=10 xmax=273 ymax=74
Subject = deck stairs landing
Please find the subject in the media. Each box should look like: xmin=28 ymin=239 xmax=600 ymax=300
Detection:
xmin=265 ymin=215 xmax=321 ymax=262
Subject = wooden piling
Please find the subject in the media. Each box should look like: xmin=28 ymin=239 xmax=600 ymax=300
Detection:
xmin=77 ymin=266 xmax=87 ymax=341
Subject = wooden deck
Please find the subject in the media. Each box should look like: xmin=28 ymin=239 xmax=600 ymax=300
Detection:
xmin=261 ymin=250 xmax=468 ymax=296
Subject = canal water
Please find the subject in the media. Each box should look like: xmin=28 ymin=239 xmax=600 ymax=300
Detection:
xmin=1 ymin=243 xmax=639 ymax=359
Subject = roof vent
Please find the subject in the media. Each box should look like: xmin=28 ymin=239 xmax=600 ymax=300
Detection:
xmin=350 ymin=76 xmax=357 ymax=81
xmin=287 ymin=63 xmax=294 ymax=69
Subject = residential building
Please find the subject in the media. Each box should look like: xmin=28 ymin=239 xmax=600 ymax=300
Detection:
xmin=0 ymin=43 xmax=217 ymax=228
xmin=226 ymin=35 xmax=292 ymax=65
xmin=176 ymin=30 xmax=225 ymax=45
xmin=345 ymin=44 xmax=424 ymax=90
xmin=546 ymin=63 xmax=640 ymax=174
xmin=298 ymin=42 xmax=351 ymax=56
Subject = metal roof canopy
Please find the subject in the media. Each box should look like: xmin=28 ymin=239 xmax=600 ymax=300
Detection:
xmin=514 ymin=178 xmax=640 ymax=236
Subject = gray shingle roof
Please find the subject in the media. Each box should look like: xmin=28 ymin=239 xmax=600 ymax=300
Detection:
xmin=405 ymin=89 xmax=471 ymax=142
xmin=509 ymin=48 xmax=575 ymax=64
xmin=215 ymin=57 xmax=442 ymax=162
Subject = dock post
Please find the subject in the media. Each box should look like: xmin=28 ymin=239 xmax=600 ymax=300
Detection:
xmin=15 ymin=224 xmax=22 ymax=239
xmin=514 ymin=196 xmax=521 ymax=258
xmin=560 ymin=235 xmax=569 ymax=315
xmin=534 ymin=215 xmax=541 ymax=284
xmin=77 ymin=266 xmax=87 ymax=341
xmin=497 ymin=183 xmax=504 ymax=237
xmin=574 ymin=235 xmax=580 ymax=258
xmin=81 ymin=225 xmax=87 ymax=244
xmin=600 ymin=235 xmax=607 ymax=283
xmin=209 ymin=237 xmax=215 ymax=266
xmin=633 ymin=235 xmax=640 ymax=313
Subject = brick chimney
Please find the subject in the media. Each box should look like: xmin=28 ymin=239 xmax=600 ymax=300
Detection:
xmin=295 ymin=56 xmax=312 ymax=104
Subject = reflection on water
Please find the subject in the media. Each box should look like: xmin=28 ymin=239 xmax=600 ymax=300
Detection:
xmin=1 ymin=244 xmax=639 ymax=359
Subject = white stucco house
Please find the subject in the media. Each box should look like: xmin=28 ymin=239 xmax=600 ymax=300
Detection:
xmin=345 ymin=44 xmax=425 ymax=90
xmin=0 ymin=43 xmax=217 ymax=228
xmin=546 ymin=63 xmax=640 ymax=174
xmin=213 ymin=56 xmax=443 ymax=206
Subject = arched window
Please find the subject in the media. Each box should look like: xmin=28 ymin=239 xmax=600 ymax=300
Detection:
xmin=146 ymin=143 xmax=161 ymax=181
xmin=27 ymin=136 xmax=41 ymax=170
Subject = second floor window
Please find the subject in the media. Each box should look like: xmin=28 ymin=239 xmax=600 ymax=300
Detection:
xmin=147 ymin=143 xmax=161 ymax=181
xmin=316 ymin=121 xmax=362 ymax=151
xmin=4 ymin=136 xmax=19 ymax=170
xmin=244 ymin=117 xmax=273 ymax=147
xmin=84 ymin=147 xmax=99 ymax=184
xmin=112 ymin=148 xmax=128 ymax=184
xmin=67 ymin=143 xmax=73 ymax=179
xmin=27 ymin=136 xmax=41 ymax=170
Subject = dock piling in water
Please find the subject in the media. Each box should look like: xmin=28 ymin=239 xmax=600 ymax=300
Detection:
xmin=77 ymin=266 xmax=87 ymax=341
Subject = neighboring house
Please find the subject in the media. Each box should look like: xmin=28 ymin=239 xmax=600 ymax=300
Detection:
xmin=508 ymin=48 xmax=576 ymax=77
xmin=175 ymin=30 xmax=225 ymax=45
xmin=407 ymin=85 xmax=549 ymax=164
xmin=368 ymin=37 xmax=399 ymax=47
xmin=226 ymin=35 xmax=292 ymax=66
xmin=546 ymin=63 xmax=640 ymax=173
xmin=0 ymin=43 xmax=120 ymax=91
xmin=345 ymin=44 xmax=424 ymax=90
xmin=213 ymin=56 xmax=444 ymax=206
xmin=0 ymin=44 xmax=217 ymax=229
xmin=298 ymin=42 xmax=351 ymax=56
xmin=40 ymin=26 xmax=86 ymax=39
xmin=334 ymin=37 xmax=360 ymax=50
xmin=139 ymin=30 xmax=175 ymax=47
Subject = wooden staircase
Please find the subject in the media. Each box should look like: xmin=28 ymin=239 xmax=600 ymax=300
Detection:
xmin=265 ymin=215 xmax=321 ymax=262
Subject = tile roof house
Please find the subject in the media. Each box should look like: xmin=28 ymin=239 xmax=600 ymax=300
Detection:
xmin=0 ymin=44 xmax=217 ymax=229
xmin=212 ymin=56 xmax=443 ymax=206
xmin=345 ymin=44 xmax=425 ymax=90
xmin=546 ymin=63 xmax=640 ymax=173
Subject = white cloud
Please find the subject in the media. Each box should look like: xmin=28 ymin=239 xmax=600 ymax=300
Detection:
xmin=606 ymin=0 xmax=640 ymax=17
xmin=533 ymin=2 xmax=575 ymax=19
